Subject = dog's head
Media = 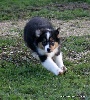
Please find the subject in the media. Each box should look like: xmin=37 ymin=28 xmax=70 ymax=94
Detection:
xmin=35 ymin=28 xmax=60 ymax=53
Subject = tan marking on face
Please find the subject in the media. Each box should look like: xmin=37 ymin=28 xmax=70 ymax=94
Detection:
xmin=49 ymin=37 xmax=59 ymax=52
xmin=50 ymin=42 xmax=59 ymax=52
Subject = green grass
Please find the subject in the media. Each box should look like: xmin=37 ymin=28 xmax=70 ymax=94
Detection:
xmin=31 ymin=8 xmax=90 ymax=20
xmin=0 ymin=35 xmax=90 ymax=100
xmin=0 ymin=0 xmax=90 ymax=21
xmin=62 ymin=35 xmax=90 ymax=53
xmin=0 ymin=0 xmax=90 ymax=99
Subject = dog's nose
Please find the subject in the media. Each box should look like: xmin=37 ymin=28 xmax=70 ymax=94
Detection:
xmin=47 ymin=48 xmax=50 ymax=53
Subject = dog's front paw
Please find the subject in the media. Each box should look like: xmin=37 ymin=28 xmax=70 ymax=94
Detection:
xmin=58 ymin=66 xmax=67 ymax=75
xmin=58 ymin=71 xmax=64 ymax=75
xmin=63 ymin=66 xmax=67 ymax=74
xmin=63 ymin=66 xmax=67 ymax=71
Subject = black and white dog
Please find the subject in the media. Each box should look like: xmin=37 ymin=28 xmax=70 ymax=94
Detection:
xmin=24 ymin=17 xmax=67 ymax=75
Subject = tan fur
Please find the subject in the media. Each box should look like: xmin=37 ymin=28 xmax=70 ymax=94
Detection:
xmin=38 ymin=37 xmax=59 ymax=52
xmin=38 ymin=41 xmax=59 ymax=52
xmin=49 ymin=37 xmax=59 ymax=52
xmin=50 ymin=42 xmax=59 ymax=52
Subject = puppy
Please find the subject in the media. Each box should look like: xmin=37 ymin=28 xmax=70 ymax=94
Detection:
xmin=24 ymin=17 xmax=67 ymax=75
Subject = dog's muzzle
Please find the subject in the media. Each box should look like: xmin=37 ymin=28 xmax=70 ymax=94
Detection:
xmin=47 ymin=48 xmax=51 ymax=53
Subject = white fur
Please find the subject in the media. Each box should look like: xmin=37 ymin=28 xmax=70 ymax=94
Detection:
xmin=37 ymin=48 xmax=46 ymax=55
xmin=47 ymin=46 xmax=58 ymax=57
xmin=38 ymin=46 xmax=59 ymax=57
xmin=46 ymin=32 xmax=50 ymax=39
xmin=45 ymin=43 xmax=49 ymax=52
xmin=31 ymin=52 xmax=39 ymax=60
xmin=35 ymin=30 xmax=41 ymax=37
xmin=44 ymin=32 xmax=50 ymax=52
xmin=54 ymin=52 xmax=64 ymax=69
xmin=42 ymin=57 xmax=63 ymax=75
xmin=33 ymin=47 xmax=67 ymax=75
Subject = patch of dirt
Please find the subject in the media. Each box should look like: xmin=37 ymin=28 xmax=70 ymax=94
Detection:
xmin=0 ymin=20 xmax=27 ymax=36
xmin=27 ymin=2 xmax=90 ymax=11
xmin=0 ymin=18 xmax=90 ymax=37
xmin=0 ymin=2 xmax=90 ymax=37
xmin=0 ymin=2 xmax=90 ymax=64
xmin=48 ymin=2 xmax=90 ymax=11
xmin=0 ymin=18 xmax=90 ymax=63
xmin=66 ymin=50 xmax=90 ymax=63
xmin=51 ymin=18 xmax=90 ymax=37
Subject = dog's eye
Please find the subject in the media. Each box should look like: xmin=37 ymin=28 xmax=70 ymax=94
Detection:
xmin=42 ymin=39 xmax=47 ymax=46
xmin=50 ymin=41 xmax=54 ymax=46
xmin=42 ymin=41 xmax=47 ymax=46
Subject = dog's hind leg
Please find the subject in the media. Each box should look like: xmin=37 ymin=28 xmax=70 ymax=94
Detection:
xmin=31 ymin=52 xmax=39 ymax=60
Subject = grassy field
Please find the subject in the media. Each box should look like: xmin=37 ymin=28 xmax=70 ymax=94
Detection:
xmin=0 ymin=0 xmax=90 ymax=20
xmin=0 ymin=0 xmax=90 ymax=100
xmin=0 ymin=35 xmax=90 ymax=100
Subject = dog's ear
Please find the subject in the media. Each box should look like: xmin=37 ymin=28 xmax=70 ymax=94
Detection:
xmin=35 ymin=29 xmax=46 ymax=37
xmin=55 ymin=27 xmax=60 ymax=38
xmin=35 ymin=29 xmax=41 ymax=37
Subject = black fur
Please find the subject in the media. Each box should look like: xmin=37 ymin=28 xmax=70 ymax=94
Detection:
xmin=24 ymin=17 xmax=60 ymax=62
xmin=23 ymin=17 xmax=68 ymax=75
xmin=24 ymin=17 xmax=52 ymax=51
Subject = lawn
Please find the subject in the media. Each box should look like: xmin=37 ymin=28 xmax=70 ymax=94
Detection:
xmin=0 ymin=35 xmax=90 ymax=100
xmin=0 ymin=0 xmax=90 ymax=100
xmin=0 ymin=0 xmax=90 ymax=20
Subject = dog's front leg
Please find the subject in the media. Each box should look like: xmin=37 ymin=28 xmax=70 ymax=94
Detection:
xmin=54 ymin=52 xmax=67 ymax=72
xmin=41 ymin=56 xmax=63 ymax=75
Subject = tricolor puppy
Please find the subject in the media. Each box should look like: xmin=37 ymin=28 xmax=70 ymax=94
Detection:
xmin=24 ymin=17 xmax=67 ymax=75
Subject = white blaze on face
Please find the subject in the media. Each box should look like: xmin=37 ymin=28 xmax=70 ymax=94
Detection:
xmin=45 ymin=32 xmax=50 ymax=52
xmin=46 ymin=31 xmax=50 ymax=39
